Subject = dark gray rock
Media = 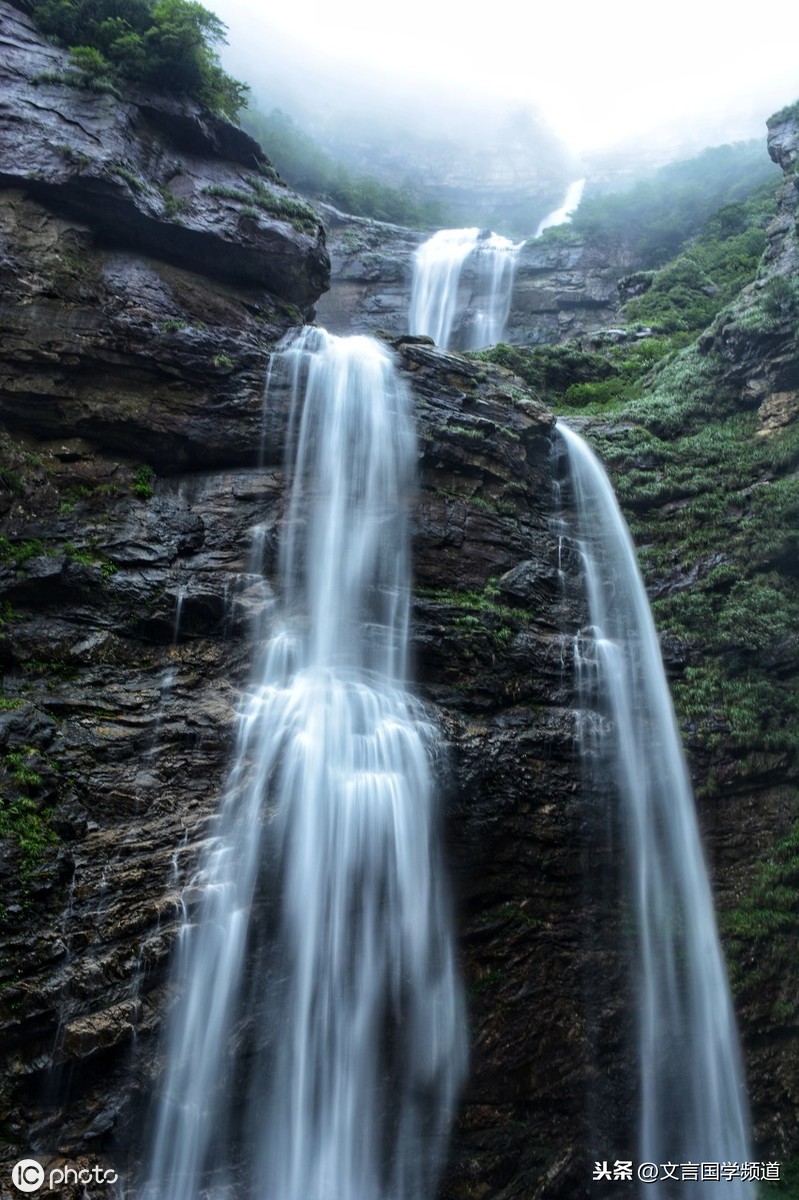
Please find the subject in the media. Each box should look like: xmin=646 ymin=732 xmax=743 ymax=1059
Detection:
xmin=0 ymin=2 xmax=329 ymax=308
xmin=315 ymin=203 xmax=630 ymax=348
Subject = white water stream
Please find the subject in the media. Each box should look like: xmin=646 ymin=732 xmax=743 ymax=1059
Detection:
xmin=143 ymin=328 xmax=466 ymax=1200
xmin=409 ymin=178 xmax=585 ymax=352
xmin=558 ymin=423 xmax=753 ymax=1196
xmin=535 ymin=178 xmax=586 ymax=237
xmin=409 ymin=227 xmax=519 ymax=350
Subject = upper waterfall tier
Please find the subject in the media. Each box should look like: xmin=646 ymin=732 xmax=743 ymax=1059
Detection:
xmin=534 ymin=179 xmax=586 ymax=237
xmin=409 ymin=227 xmax=520 ymax=350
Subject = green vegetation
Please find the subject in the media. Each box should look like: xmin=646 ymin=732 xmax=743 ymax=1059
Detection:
xmin=728 ymin=273 xmax=799 ymax=338
xmin=481 ymin=173 xmax=778 ymax=414
xmin=561 ymin=141 xmax=780 ymax=268
xmin=242 ymin=108 xmax=449 ymax=228
xmin=567 ymin=343 xmax=799 ymax=765
xmin=0 ymin=535 xmax=45 ymax=566
xmin=203 ymin=177 xmax=318 ymax=233
xmin=768 ymin=98 xmax=799 ymax=125
xmin=762 ymin=1157 xmax=799 ymax=1198
xmin=418 ymin=578 xmax=528 ymax=654
xmin=723 ymin=817 xmax=799 ymax=1037
xmin=726 ymin=819 xmax=799 ymax=944
xmin=477 ymin=336 xmax=679 ymax=411
xmin=159 ymin=184 xmax=190 ymax=218
xmin=29 ymin=0 xmax=248 ymax=119
xmin=624 ymin=193 xmax=774 ymax=332
xmin=131 ymin=464 xmax=155 ymax=498
xmin=0 ymin=747 xmax=58 ymax=879
xmin=482 ymin=145 xmax=799 ymax=874
xmin=111 ymin=162 xmax=145 ymax=191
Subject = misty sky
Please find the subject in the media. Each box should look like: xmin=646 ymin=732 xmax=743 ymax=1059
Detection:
xmin=211 ymin=0 xmax=798 ymax=156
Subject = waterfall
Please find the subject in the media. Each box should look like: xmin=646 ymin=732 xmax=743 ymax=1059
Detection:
xmin=557 ymin=423 xmax=753 ymax=1196
xmin=409 ymin=227 xmax=519 ymax=350
xmin=143 ymin=328 xmax=466 ymax=1200
xmin=535 ymin=178 xmax=586 ymax=237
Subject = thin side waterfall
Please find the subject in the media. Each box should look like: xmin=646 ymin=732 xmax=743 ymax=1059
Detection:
xmin=142 ymin=327 xmax=466 ymax=1200
xmin=409 ymin=227 xmax=519 ymax=350
xmin=557 ymin=423 xmax=753 ymax=1196
xmin=535 ymin=178 xmax=586 ymax=237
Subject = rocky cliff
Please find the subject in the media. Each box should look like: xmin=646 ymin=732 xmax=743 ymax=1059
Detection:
xmin=316 ymin=205 xmax=628 ymax=348
xmin=0 ymin=8 xmax=598 ymax=1199
xmin=0 ymin=7 xmax=796 ymax=1199
xmin=568 ymin=103 xmax=799 ymax=1169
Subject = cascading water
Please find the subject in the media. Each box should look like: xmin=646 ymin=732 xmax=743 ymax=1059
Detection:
xmin=409 ymin=227 xmax=519 ymax=350
xmin=142 ymin=327 xmax=466 ymax=1200
xmin=535 ymin=178 xmax=586 ymax=237
xmin=557 ymin=423 xmax=753 ymax=1196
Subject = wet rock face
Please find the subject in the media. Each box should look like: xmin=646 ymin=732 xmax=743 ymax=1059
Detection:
xmin=699 ymin=112 xmax=799 ymax=423
xmin=316 ymin=204 xmax=628 ymax=348
xmin=0 ymin=30 xmax=594 ymax=1185
xmin=510 ymin=236 xmax=629 ymax=345
xmin=314 ymin=203 xmax=426 ymax=337
xmin=0 ymin=7 xmax=642 ymax=1196
xmin=0 ymin=3 xmax=330 ymax=309
xmin=0 ymin=313 xmax=594 ymax=1198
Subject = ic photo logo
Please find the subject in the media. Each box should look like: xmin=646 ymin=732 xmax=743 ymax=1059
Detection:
xmin=11 ymin=1160 xmax=44 ymax=1193
xmin=11 ymin=1158 xmax=120 ymax=1193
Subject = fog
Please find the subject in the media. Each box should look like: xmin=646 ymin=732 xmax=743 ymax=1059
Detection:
xmin=210 ymin=0 xmax=798 ymax=162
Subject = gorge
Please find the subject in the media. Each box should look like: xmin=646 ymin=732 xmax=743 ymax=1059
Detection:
xmin=0 ymin=3 xmax=798 ymax=1198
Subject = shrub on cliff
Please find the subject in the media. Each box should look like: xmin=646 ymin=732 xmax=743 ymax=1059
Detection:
xmin=29 ymin=0 xmax=248 ymax=119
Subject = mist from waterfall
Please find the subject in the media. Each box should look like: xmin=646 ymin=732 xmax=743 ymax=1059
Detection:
xmin=557 ymin=422 xmax=753 ymax=1198
xmin=409 ymin=227 xmax=519 ymax=350
xmin=535 ymin=178 xmax=586 ymax=236
xmin=142 ymin=328 xmax=466 ymax=1200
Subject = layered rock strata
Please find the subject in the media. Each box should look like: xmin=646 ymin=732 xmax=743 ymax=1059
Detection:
xmin=0 ymin=8 xmax=600 ymax=1198
xmin=316 ymin=204 xmax=628 ymax=348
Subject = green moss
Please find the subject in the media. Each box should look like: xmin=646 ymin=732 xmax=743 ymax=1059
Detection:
xmin=723 ymin=818 xmax=799 ymax=1001
xmin=467 ymin=968 xmax=505 ymax=997
xmin=768 ymin=99 xmax=799 ymax=125
xmin=0 ymin=747 xmax=58 ymax=879
xmin=624 ymin=224 xmax=768 ymax=334
xmin=418 ymin=578 xmax=531 ymax=624
xmin=0 ymin=535 xmax=45 ymax=566
xmin=131 ymin=464 xmax=154 ymax=499
xmin=54 ymin=143 xmax=92 ymax=170
xmin=446 ymin=424 xmax=485 ymax=440
xmin=21 ymin=659 xmax=78 ymax=683
xmin=160 ymin=185 xmax=189 ymax=218
xmin=111 ymin=162 xmax=144 ymax=192
xmin=63 ymin=542 xmax=94 ymax=567
xmin=203 ymin=180 xmax=318 ymax=234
